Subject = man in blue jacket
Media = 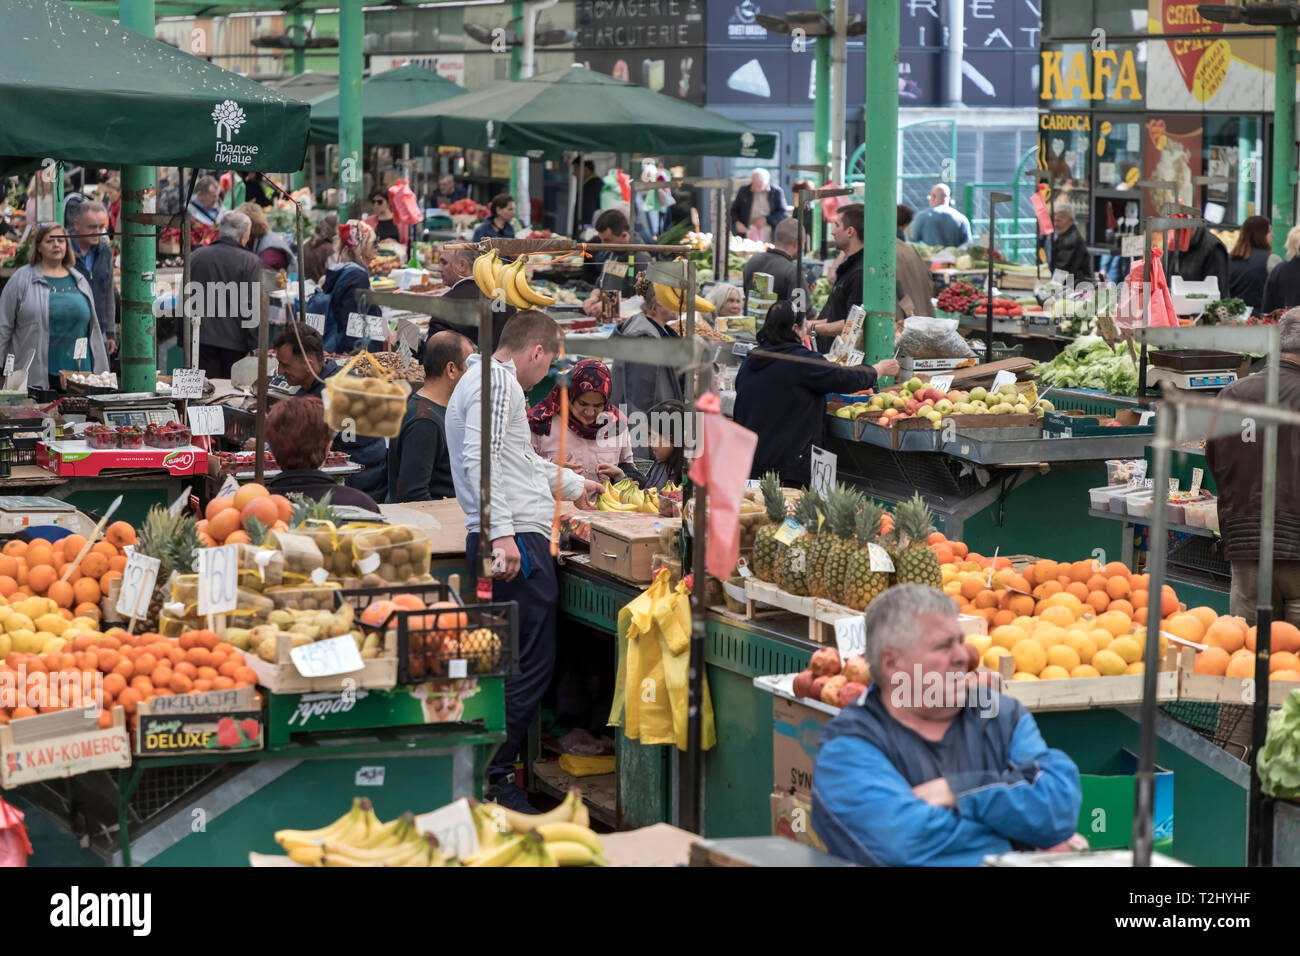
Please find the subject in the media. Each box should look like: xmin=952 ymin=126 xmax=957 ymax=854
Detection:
xmin=812 ymin=584 xmax=1082 ymax=866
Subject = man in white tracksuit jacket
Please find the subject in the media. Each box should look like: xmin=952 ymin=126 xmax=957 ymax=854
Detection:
xmin=446 ymin=309 xmax=602 ymax=812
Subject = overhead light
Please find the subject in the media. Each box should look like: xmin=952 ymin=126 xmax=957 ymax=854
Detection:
xmin=536 ymin=28 xmax=577 ymax=45
xmin=846 ymin=16 xmax=866 ymax=36
xmin=1196 ymin=3 xmax=1245 ymax=21
xmin=1242 ymin=2 xmax=1300 ymax=23
xmin=250 ymin=34 xmax=339 ymax=49
xmin=754 ymin=12 xmax=837 ymax=36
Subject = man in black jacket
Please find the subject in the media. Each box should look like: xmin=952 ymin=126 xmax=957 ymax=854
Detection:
xmin=572 ymin=160 xmax=603 ymax=237
xmin=1050 ymin=202 xmax=1092 ymax=284
xmin=66 ymin=200 xmax=117 ymax=355
xmin=730 ymin=168 xmax=787 ymax=240
xmin=192 ymin=210 xmax=262 ymax=379
xmin=809 ymin=203 xmax=865 ymax=354
xmin=742 ymin=218 xmax=811 ymax=310
xmin=1206 ymin=312 xmax=1300 ymax=625
xmin=389 ymin=331 xmax=474 ymax=502
xmin=434 ymin=244 xmax=509 ymax=349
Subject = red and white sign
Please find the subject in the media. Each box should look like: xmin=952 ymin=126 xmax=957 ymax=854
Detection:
xmin=370 ymin=54 xmax=465 ymax=88
xmin=36 ymin=441 xmax=208 ymax=478
xmin=1 ymin=710 xmax=131 ymax=789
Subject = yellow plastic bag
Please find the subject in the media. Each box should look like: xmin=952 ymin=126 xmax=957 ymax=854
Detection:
xmin=609 ymin=568 xmax=716 ymax=751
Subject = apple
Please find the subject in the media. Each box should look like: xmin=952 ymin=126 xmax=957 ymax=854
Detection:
xmin=935 ymin=399 xmax=955 ymax=413
xmin=969 ymin=387 xmax=988 ymax=402
xmin=904 ymin=399 xmax=919 ymax=414
xmin=907 ymin=377 xmax=925 ymax=391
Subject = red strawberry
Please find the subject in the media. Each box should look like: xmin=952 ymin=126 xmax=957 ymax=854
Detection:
xmin=240 ymin=719 xmax=260 ymax=743
xmin=216 ymin=717 xmax=239 ymax=748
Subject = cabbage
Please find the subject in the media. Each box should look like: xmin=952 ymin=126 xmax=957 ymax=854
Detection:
xmin=1032 ymin=339 xmax=1139 ymax=395
xmin=1259 ymin=690 xmax=1300 ymax=798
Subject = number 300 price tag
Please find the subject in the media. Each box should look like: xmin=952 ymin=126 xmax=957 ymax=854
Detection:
xmin=198 ymin=544 xmax=240 ymax=616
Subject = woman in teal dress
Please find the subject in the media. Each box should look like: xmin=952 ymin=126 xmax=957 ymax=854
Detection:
xmin=0 ymin=223 xmax=109 ymax=389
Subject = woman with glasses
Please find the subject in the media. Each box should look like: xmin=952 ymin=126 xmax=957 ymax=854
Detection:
xmin=528 ymin=358 xmax=643 ymax=486
xmin=0 ymin=222 xmax=109 ymax=390
xmin=366 ymin=190 xmax=401 ymax=243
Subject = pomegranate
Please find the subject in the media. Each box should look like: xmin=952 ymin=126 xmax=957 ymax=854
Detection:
xmin=791 ymin=669 xmax=817 ymax=699
xmin=810 ymin=676 xmax=829 ymax=700
xmin=842 ymin=654 xmax=870 ymax=685
xmin=839 ymin=681 xmax=867 ymax=708
xmin=821 ymin=674 xmax=848 ymax=706
xmin=809 ymin=647 xmax=842 ymax=677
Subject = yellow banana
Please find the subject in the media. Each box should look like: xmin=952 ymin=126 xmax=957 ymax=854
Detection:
xmin=352 ymin=813 xmax=415 ymax=849
xmin=464 ymin=834 xmax=527 ymax=867
xmin=288 ymin=842 xmax=326 ymax=866
xmin=492 ymin=787 xmax=583 ymax=833
xmin=320 ymin=832 xmax=428 ymax=866
xmin=598 ymin=494 xmax=638 ymax=512
xmin=514 ymin=260 xmax=556 ymax=307
xmin=692 ymin=293 xmax=716 ymax=313
xmin=472 ymin=803 xmax=513 ymax=848
xmin=654 ymin=282 xmax=682 ymax=311
xmin=501 ymin=260 xmax=532 ymax=309
xmin=473 ymin=249 xmax=499 ymax=297
xmin=535 ymin=822 xmax=604 ymax=855
xmin=544 ymin=840 xmax=605 ymax=866
xmin=275 ymin=801 xmax=364 ymax=849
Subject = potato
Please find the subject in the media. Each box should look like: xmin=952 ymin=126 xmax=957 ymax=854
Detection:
xmin=378 ymin=562 xmax=397 ymax=581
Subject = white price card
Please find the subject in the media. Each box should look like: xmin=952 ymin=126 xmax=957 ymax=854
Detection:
xmin=346 ymin=312 xmax=366 ymax=337
xmin=3 ymin=355 xmax=12 ymax=375
xmin=1132 ymin=459 xmax=1149 ymax=480
xmin=809 ymin=446 xmax=837 ymax=500
xmin=354 ymin=766 xmax=386 ymax=787
xmin=73 ymin=338 xmax=88 ymax=361
xmin=1169 ymin=478 xmax=1180 ymax=494
xmin=602 ymin=257 xmax=629 ymax=279
xmin=197 ymin=544 xmax=240 ymax=616
xmin=290 ymin=635 xmax=365 ymax=678
xmin=395 ymin=317 xmax=422 ymax=351
xmin=415 ymin=797 xmax=479 ymax=861
xmin=1121 ymin=234 xmax=1145 ymax=258
xmin=171 ymin=367 xmax=206 ymax=398
xmin=305 ymin=313 xmax=326 ymax=334
xmin=1190 ymin=467 xmax=1204 ymax=495
xmin=846 ymin=349 xmax=865 ymax=366
xmin=186 ymin=404 xmax=225 ymax=436
xmin=834 ymin=615 xmax=867 ymax=660
xmin=115 ymin=551 xmax=161 ymax=619
xmin=928 ymin=374 xmax=953 ymax=393
xmin=269 ymin=304 xmax=284 ymax=324
xmin=867 ymin=543 xmax=895 ymax=573
xmin=366 ymin=315 xmax=388 ymax=341
xmin=990 ymin=370 xmax=1018 ymax=392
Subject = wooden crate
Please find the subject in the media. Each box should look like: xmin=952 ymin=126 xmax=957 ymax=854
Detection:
xmin=1174 ymin=648 xmax=1298 ymax=708
xmin=997 ymin=648 xmax=1179 ymax=712
xmin=0 ymin=706 xmax=130 ymax=789
xmin=244 ymin=630 xmax=398 ymax=694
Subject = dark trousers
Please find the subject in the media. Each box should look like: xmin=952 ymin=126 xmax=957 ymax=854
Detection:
xmin=466 ymin=531 xmax=559 ymax=784
xmin=198 ymin=344 xmax=245 ymax=380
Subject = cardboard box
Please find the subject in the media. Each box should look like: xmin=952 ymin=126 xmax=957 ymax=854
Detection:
xmin=771 ymin=790 xmax=826 ymax=852
xmin=1078 ymin=750 xmax=1173 ymax=852
xmin=135 ymin=686 xmax=264 ymax=756
xmin=243 ymin=630 xmax=398 ymax=694
xmin=588 ymin=514 xmax=679 ymax=585
xmin=772 ymin=693 xmax=832 ymax=797
xmin=37 ymin=440 xmax=208 ymax=478
xmin=0 ymin=706 xmax=131 ymax=789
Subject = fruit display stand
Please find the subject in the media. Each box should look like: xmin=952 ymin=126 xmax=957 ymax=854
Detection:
xmin=0 ymin=465 xmax=195 ymax=531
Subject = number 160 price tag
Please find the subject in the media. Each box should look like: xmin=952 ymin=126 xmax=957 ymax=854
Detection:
xmin=198 ymin=544 xmax=240 ymax=616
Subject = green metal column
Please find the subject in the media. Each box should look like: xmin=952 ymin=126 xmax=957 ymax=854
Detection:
xmin=118 ymin=0 xmax=157 ymax=393
xmin=509 ymin=0 xmax=524 ymax=212
xmin=338 ymin=0 xmax=365 ymax=220
xmin=861 ymin=0 xmax=898 ymax=365
xmin=290 ymin=12 xmax=307 ymax=192
xmin=812 ymin=0 xmax=831 ymax=247
xmin=1272 ymin=25 xmax=1296 ymax=259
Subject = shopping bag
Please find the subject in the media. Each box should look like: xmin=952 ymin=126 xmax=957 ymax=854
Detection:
xmin=1116 ymin=257 xmax=1177 ymax=329
xmin=687 ymin=393 xmax=758 ymax=581
xmin=387 ymin=178 xmax=422 ymax=231
xmin=0 ymin=798 xmax=32 ymax=867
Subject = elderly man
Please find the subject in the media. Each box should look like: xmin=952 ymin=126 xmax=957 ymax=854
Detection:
xmin=191 ymin=209 xmax=262 ymax=378
xmin=1049 ymin=201 xmax=1092 ymax=284
xmin=433 ymin=174 xmax=467 ymax=207
xmin=66 ymin=200 xmax=117 ymax=354
xmin=1207 ymin=312 xmax=1300 ymax=625
xmin=730 ymin=168 xmax=787 ymax=241
xmin=742 ymin=218 xmax=811 ymax=309
xmin=812 ymin=585 xmax=1082 ymax=866
xmin=188 ymin=176 xmax=223 ymax=227
xmin=909 ymin=184 xmax=973 ymax=248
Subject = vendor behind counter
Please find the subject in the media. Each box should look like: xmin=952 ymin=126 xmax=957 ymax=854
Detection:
xmin=264 ymin=396 xmax=380 ymax=512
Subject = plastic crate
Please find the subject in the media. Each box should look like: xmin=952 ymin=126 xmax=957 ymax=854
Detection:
xmin=338 ymin=581 xmax=519 ymax=683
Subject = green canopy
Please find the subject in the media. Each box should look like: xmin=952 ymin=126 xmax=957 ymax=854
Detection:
xmin=307 ymin=64 xmax=467 ymax=145
xmin=0 ymin=0 xmax=309 ymax=173
xmin=383 ymin=64 xmax=776 ymax=160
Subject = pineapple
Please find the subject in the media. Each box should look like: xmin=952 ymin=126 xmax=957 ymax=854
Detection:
xmin=893 ymin=493 xmax=943 ymax=589
xmin=135 ymin=505 xmax=201 ymax=628
xmin=778 ymin=490 xmax=821 ymax=596
xmin=811 ymin=486 xmax=852 ymax=598
xmin=822 ymin=485 xmax=863 ymax=606
xmin=750 ymin=472 xmax=785 ymax=582
xmin=289 ymin=490 xmax=341 ymax=529
xmin=843 ymin=501 xmax=893 ymax=611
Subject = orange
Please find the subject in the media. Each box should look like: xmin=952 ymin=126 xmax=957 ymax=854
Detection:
xmin=950 ymin=541 xmax=968 ymax=559
xmin=973 ymin=590 xmax=999 ymax=610
xmin=1108 ymin=599 xmax=1134 ymax=620
xmin=90 ymin=541 xmax=117 ymax=560
xmin=1204 ymin=618 xmax=1245 ymax=654
xmin=195 ymin=630 xmax=220 ymax=650
xmin=59 ymin=534 xmax=88 ymax=560
xmin=169 ymin=673 xmax=193 ymax=694
xmin=105 ymin=521 xmax=136 ymax=548
xmin=224 ymin=530 xmax=251 ymax=545
xmin=1008 ymin=594 xmax=1036 ymax=617
xmin=130 ymin=676 xmax=154 ymax=697
xmin=108 ymin=555 xmax=126 ymax=574
xmin=1271 ymin=651 xmax=1300 ymax=674
xmin=242 ymin=496 xmax=279 ymax=530
xmin=0 ymin=575 xmax=17 ymax=597
xmin=992 ymin=609 xmax=1016 ymax=628
xmin=117 ymin=687 xmax=142 ymax=714
xmin=72 ymin=578 xmax=101 ymax=606
xmin=134 ymin=653 xmax=157 ymax=675
xmin=934 ymin=546 xmax=955 ymax=566
xmin=1104 ymin=561 xmax=1131 ymax=578
xmin=24 ymin=544 xmax=54 ymax=568
xmin=1039 ymin=580 xmax=1063 ymax=598
xmin=175 ymin=661 xmax=198 ymax=679
xmin=186 ymin=647 xmax=212 ymax=667
xmin=1034 ymin=560 xmax=1060 ymax=583
xmin=75 ymin=602 xmax=101 ymax=621
xmin=208 ymin=508 xmax=242 ymax=543
xmin=1226 ymin=650 xmax=1256 ymax=679
xmin=1106 ymin=576 xmax=1131 ymax=600
xmin=959 ymin=577 xmax=984 ymax=601
xmin=1165 ymin=613 xmax=1206 ymax=645
xmin=1086 ymin=590 xmax=1111 ymax=614
xmin=80 ymin=552 xmax=108 ymax=579
xmin=1085 ymin=573 xmax=1109 ymax=594
xmin=205 ymin=497 xmax=235 ymax=522
xmin=46 ymin=579 xmax=74 ymax=608
xmin=269 ymin=494 xmax=293 ymax=524
xmin=1057 ymin=575 xmax=1073 ymax=588
xmin=212 ymin=675 xmax=235 ymax=689
xmin=1187 ymin=606 xmax=1218 ymax=633
xmin=193 ymin=679 xmax=214 ymax=692
xmin=113 ymin=659 xmax=134 ymax=679
xmin=1274 ymin=669 xmax=1300 ymax=681
xmin=166 ymin=646 xmax=185 ymax=665
xmin=1246 ymin=621 xmax=1300 ymax=654
xmin=1065 ymin=581 xmax=1089 ymax=601
xmin=2 ymin=540 xmax=27 ymax=557
xmin=1070 ymin=560 xmax=1096 ymax=583
xmin=27 ymin=565 xmax=56 ymax=594
xmin=233 ymin=482 xmax=269 ymax=511
xmin=232 ymin=666 xmax=258 ymax=684
xmin=0 ymin=555 xmax=16 ymax=579
xmin=1160 ymin=585 xmax=1179 ymax=618
xmin=99 ymin=570 xmax=121 ymax=595
xmin=1130 ymin=589 xmax=1149 ymax=609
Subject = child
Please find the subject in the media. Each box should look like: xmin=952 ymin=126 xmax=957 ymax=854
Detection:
xmin=643 ymin=399 xmax=686 ymax=489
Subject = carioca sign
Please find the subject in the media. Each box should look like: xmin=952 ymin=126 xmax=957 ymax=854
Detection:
xmin=1040 ymin=49 xmax=1143 ymax=102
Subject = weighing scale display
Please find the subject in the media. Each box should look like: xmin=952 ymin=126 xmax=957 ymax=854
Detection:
xmin=101 ymin=408 xmax=178 ymax=429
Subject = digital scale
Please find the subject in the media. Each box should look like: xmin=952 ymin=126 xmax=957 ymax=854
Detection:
xmin=0 ymin=496 xmax=98 ymax=536
xmin=1147 ymin=350 xmax=1243 ymax=391
xmin=86 ymin=392 xmax=181 ymax=429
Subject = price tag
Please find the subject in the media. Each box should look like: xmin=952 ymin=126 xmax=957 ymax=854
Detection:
xmin=736 ymin=557 xmax=754 ymax=578
xmin=929 ymin=374 xmax=953 ymax=393
xmin=867 ymin=543 xmax=895 ymax=573
xmin=1132 ymin=459 xmax=1149 ymax=480
xmin=218 ymin=473 xmax=241 ymax=499
xmin=356 ymin=552 xmax=381 ymax=574
xmin=3 ymin=355 xmax=12 ymax=375
xmin=834 ymin=615 xmax=867 ymax=660
xmin=415 ymin=798 xmax=479 ymax=861
xmin=846 ymin=349 xmax=865 ymax=366
xmin=1121 ymin=233 xmax=1145 ymax=258
xmin=448 ymin=659 xmax=468 ymax=679
xmin=354 ymin=766 xmax=386 ymax=787
xmin=1190 ymin=467 xmax=1204 ymax=495
xmin=306 ymin=313 xmax=326 ymax=333
xmin=396 ymin=317 xmax=422 ymax=351
xmin=347 ymin=312 xmax=366 ymax=337
xmin=269 ymin=304 xmax=285 ymax=324
xmin=773 ymin=517 xmax=806 ymax=545
xmin=1127 ymin=477 xmax=1145 ymax=490
xmin=602 ymin=257 xmax=629 ymax=279
xmin=290 ymin=635 xmax=365 ymax=678
xmin=197 ymin=544 xmax=239 ymax=616
xmin=366 ymin=315 xmax=388 ymax=341
xmin=186 ymin=404 xmax=225 ymax=436
xmin=809 ymin=446 xmax=837 ymax=500
xmin=990 ymin=370 xmax=1018 ymax=392
xmin=171 ymin=367 xmax=206 ymax=398
xmin=310 ymin=567 xmax=330 ymax=586
xmin=732 ymin=341 xmax=755 ymax=357
xmin=73 ymin=338 xmax=88 ymax=360
xmin=1168 ymin=478 xmax=1180 ymax=494
xmin=397 ymin=339 xmax=413 ymax=365
xmin=115 ymin=551 xmax=161 ymax=619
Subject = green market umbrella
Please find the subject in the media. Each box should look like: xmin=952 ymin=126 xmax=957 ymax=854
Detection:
xmin=307 ymin=64 xmax=467 ymax=145
xmin=0 ymin=0 xmax=309 ymax=174
xmin=384 ymin=64 xmax=776 ymax=160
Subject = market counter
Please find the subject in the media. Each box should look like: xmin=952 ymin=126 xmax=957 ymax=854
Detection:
xmin=0 ymin=464 xmax=188 ymax=528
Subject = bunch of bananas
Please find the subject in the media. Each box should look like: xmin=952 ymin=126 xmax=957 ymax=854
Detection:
xmin=471 ymin=249 xmax=556 ymax=308
xmin=653 ymin=282 xmax=715 ymax=314
xmin=597 ymin=478 xmax=662 ymax=514
xmin=465 ymin=788 xmax=606 ymax=867
xmin=276 ymin=799 xmax=450 ymax=867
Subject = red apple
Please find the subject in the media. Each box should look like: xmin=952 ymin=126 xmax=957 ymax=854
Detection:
xmin=792 ymin=669 xmax=817 ymax=698
xmin=839 ymin=681 xmax=867 ymax=707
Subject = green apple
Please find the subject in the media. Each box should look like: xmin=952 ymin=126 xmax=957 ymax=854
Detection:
xmin=969 ymin=386 xmax=988 ymax=402
xmin=1038 ymin=399 xmax=1055 ymax=411
xmin=906 ymin=377 xmax=924 ymax=391
xmin=935 ymin=399 xmax=955 ymax=413
xmin=835 ymin=406 xmax=854 ymax=418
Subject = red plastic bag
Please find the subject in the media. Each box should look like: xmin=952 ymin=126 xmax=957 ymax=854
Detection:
xmin=820 ymin=182 xmax=850 ymax=222
xmin=1117 ymin=256 xmax=1177 ymax=329
xmin=687 ymin=393 xmax=758 ymax=580
xmin=387 ymin=179 xmax=422 ymax=231
xmin=0 ymin=798 xmax=32 ymax=867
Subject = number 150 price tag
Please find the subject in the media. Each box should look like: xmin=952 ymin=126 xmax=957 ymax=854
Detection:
xmin=198 ymin=544 xmax=240 ymax=616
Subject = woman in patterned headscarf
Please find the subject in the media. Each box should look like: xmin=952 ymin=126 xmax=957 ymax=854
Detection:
xmin=317 ymin=219 xmax=379 ymax=353
xmin=528 ymin=358 xmax=644 ymax=485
